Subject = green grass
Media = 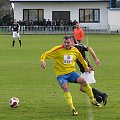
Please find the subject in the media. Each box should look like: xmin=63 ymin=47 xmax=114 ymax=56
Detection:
xmin=0 ymin=34 xmax=120 ymax=120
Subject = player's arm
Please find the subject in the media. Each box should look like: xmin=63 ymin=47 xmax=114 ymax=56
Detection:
xmin=17 ymin=23 xmax=20 ymax=33
xmin=80 ymin=28 xmax=84 ymax=40
xmin=11 ymin=25 xmax=14 ymax=31
xmin=73 ymin=29 xmax=78 ymax=40
xmin=87 ymin=47 xmax=100 ymax=66
xmin=40 ymin=53 xmax=47 ymax=69
xmin=76 ymin=50 xmax=90 ymax=73
xmin=40 ymin=46 xmax=60 ymax=69
xmin=40 ymin=50 xmax=53 ymax=69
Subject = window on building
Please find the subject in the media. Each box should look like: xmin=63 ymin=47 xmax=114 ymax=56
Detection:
xmin=23 ymin=9 xmax=44 ymax=21
xmin=52 ymin=11 xmax=70 ymax=23
xmin=79 ymin=9 xmax=100 ymax=23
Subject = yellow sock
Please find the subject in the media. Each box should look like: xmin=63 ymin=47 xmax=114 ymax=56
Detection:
xmin=83 ymin=84 xmax=95 ymax=103
xmin=64 ymin=92 xmax=75 ymax=110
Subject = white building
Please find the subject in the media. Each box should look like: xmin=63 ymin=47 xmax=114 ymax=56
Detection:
xmin=10 ymin=0 xmax=120 ymax=31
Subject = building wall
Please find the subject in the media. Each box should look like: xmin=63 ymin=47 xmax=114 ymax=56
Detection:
xmin=0 ymin=0 xmax=11 ymax=19
xmin=14 ymin=1 xmax=109 ymax=29
xmin=108 ymin=9 xmax=120 ymax=31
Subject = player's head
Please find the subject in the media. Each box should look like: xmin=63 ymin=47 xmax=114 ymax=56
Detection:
xmin=70 ymin=36 xmax=78 ymax=45
xmin=14 ymin=19 xmax=17 ymax=23
xmin=63 ymin=36 xmax=72 ymax=49
xmin=76 ymin=22 xmax=80 ymax=28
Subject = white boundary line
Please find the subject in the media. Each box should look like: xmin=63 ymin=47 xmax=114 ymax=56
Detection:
xmin=86 ymin=36 xmax=94 ymax=120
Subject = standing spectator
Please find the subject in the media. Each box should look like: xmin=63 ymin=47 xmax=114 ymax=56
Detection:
xmin=46 ymin=19 xmax=51 ymax=31
xmin=64 ymin=19 xmax=69 ymax=31
xmin=46 ymin=19 xmax=51 ymax=26
xmin=11 ymin=19 xmax=22 ymax=47
xmin=72 ymin=20 xmax=77 ymax=26
xmin=56 ymin=19 xmax=60 ymax=31
xmin=51 ymin=19 xmax=56 ymax=31
xmin=60 ymin=20 xmax=64 ymax=31
xmin=2 ymin=14 xmax=8 ymax=26
xmin=43 ymin=19 xmax=46 ymax=31
xmin=73 ymin=22 xmax=84 ymax=43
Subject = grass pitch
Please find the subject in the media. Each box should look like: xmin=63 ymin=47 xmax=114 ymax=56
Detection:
xmin=0 ymin=34 xmax=120 ymax=120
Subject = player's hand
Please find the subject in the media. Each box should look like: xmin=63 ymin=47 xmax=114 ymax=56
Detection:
xmin=85 ymin=67 xmax=91 ymax=73
xmin=95 ymin=58 xmax=100 ymax=66
xmin=40 ymin=61 xmax=46 ymax=69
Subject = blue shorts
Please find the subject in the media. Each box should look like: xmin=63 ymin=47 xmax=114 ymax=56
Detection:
xmin=57 ymin=71 xmax=80 ymax=87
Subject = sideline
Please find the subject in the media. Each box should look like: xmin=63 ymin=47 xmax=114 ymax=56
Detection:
xmin=86 ymin=36 xmax=94 ymax=120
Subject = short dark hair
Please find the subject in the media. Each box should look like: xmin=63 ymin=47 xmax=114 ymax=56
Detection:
xmin=70 ymin=36 xmax=78 ymax=44
xmin=64 ymin=36 xmax=70 ymax=40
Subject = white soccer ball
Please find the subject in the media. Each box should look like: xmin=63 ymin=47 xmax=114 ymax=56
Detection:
xmin=9 ymin=97 xmax=20 ymax=108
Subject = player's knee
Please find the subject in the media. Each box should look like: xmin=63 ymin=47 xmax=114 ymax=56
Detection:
xmin=77 ymin=76 xmax=86 ymax=84
xmin=62 ymin=83 xmax=69 ymax=92
xmin=80 ymin=85 xmax=85 ymax=92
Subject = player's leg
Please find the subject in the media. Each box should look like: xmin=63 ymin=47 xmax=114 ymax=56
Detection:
xmin=12 ymin=32 xmax=16 ymax=47
xmin=80 ymin=85 xmax=103 ymax=104
xmin=80 ymin=71 xmax=104 ymax=104
xmin=17 ymin=32 xmax=22 ymax=47
xmin=69 ymin=72 xmax=101 ymax=107
xmin=83 ymin=71 xmax=108 ymax=105
xmin=82 ymin=71 xmax=108 ymax=105
xmin=12 ymin=39 xmax=15 ymax=47
xmin=77 ymin=76 xmax=101 ymax=107
xmin=63 ymin=83 xmax=78 ymax=115
xmin=92 ymin=88 xmax=108 ymax=105
xmin=57 ymin=75 xmax=78 ymax=115
xmin=18 ymin=38 xmax=22 ymax=47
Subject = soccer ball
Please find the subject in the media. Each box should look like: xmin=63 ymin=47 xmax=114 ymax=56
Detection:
xmin=9 ymin=97 xmax=20 ymax=108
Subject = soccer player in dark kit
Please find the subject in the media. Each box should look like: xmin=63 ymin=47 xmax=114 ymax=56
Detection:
xmin=11 ymin=19 xmax=22 ymax=47
xmin=70 ymin=36 xmax=108 ymax=106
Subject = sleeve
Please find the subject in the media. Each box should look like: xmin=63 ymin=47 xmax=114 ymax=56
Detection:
xmin=17 ymin=23 xmax=20 ymax=31
xmin=80 ymin=28 xmax=84 ymax=37
xmin=11 ymin=25 xmax=13 ymax=31
xmin=73 ymin=29 xmax=77 ymax=38
xmin=40 ymin=46 xmax=60 ymax=62
xmin=76 ymin=49 xmax=88 ymax=70
xmin=82 ymin=45 xmax=88 ymax=51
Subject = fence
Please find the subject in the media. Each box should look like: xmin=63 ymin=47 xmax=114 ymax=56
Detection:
xmin=0 ymin=25 xmax=119 ymax=35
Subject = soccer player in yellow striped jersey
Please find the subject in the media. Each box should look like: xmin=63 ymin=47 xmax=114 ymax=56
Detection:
xmin=40 ymin=36 xmax=101 ymax=116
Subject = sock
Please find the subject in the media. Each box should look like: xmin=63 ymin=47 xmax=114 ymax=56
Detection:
xmin=12 ymin=41 xmax=15 ymax=47
xmin=95 ymin=94 xmax=103 ymax=103
xmin=19 ymin=40 xmax=22 ymax=47
xmin=92 ymin=88 xmax=104 ymax=98
xmin=83 ymin=84 xmax=95 ymax=103
xmin=64 ymin=92 xmax=75 ymax=110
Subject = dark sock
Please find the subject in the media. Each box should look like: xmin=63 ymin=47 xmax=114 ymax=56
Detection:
xmin=19 ymin=40 xmax=22 ymax=47
xmin=95 ymin=94 xmax=103 ymax=103
xmin=12 ymin=41 xmax=15 ymax=47
xmin=92 ymin=87 xmax=104 ymax=98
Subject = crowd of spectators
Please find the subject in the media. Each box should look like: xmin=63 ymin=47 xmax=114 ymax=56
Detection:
xmin=14 ymin=19 xmax=78 ymax=32
xmin=17 ymin=19 xmax=78 ymax=31
xmin=17 ymin=19 xmax=78 ymax=27
xmin=1 ymin=18 xmax=78 ymax=32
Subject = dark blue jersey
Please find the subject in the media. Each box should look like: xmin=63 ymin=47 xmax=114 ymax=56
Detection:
xmin=74 ymin=44 xmax=94 ymax=73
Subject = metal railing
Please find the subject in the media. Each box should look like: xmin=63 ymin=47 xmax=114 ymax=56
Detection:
xmin=0 ymin=25 xmax=119 ymax=35
xmin=0 ymin=26 xmax=74 ymax=35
